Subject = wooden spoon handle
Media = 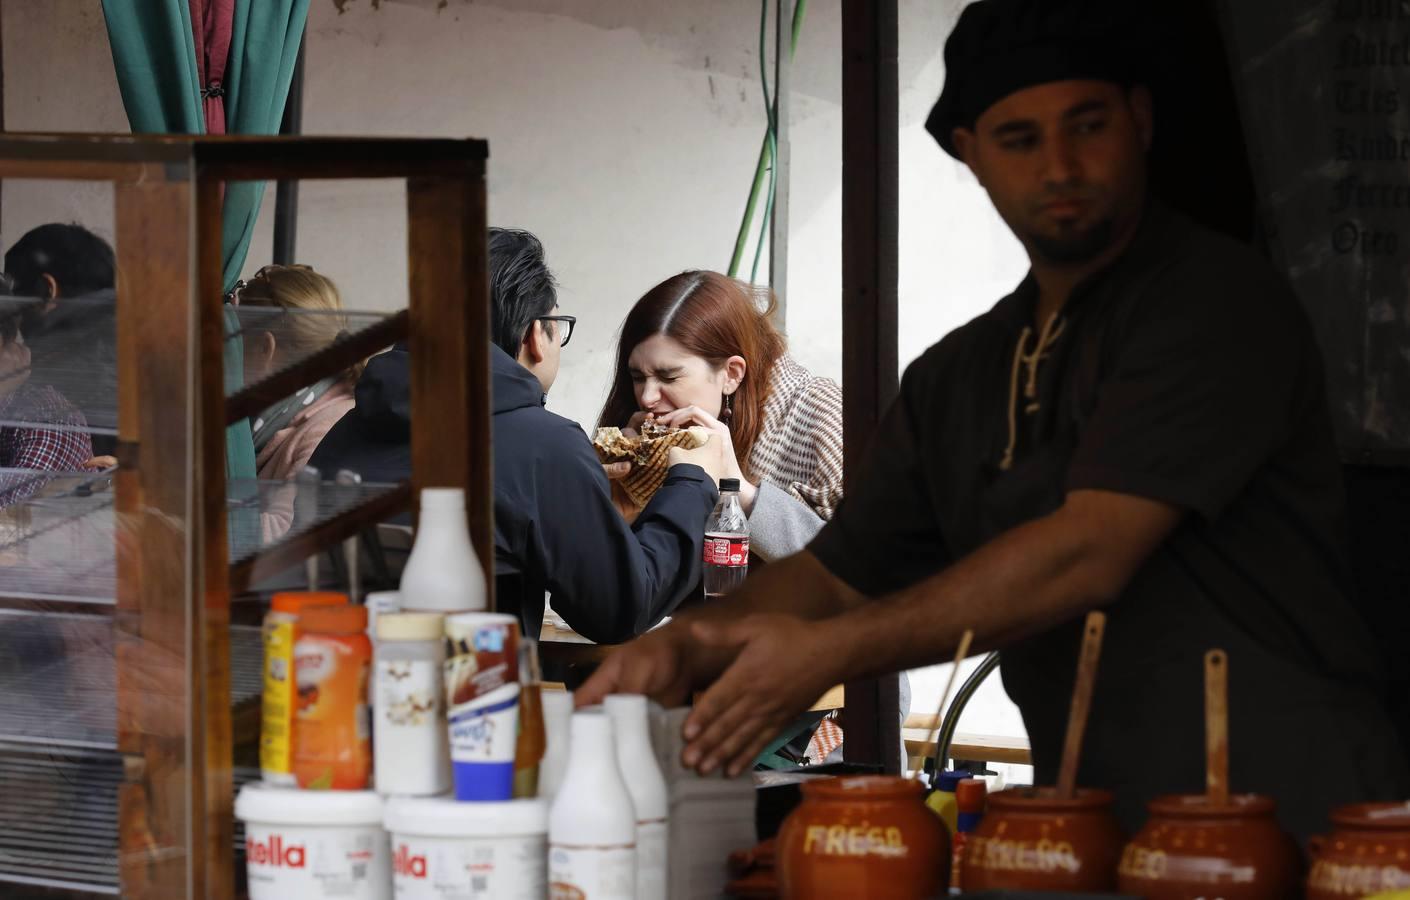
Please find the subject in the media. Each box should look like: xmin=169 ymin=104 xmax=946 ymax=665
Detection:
xmin=1206 ymin=649 xmax=1230 ymax=806
xmin=1056 ymin=611 xmax=1106 ymax=799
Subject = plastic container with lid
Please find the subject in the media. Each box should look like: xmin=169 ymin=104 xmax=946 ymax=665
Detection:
xmin=261 ymin=591 xmax=349 ymax=786
xmin=384 ymin=796 xmax=548 ymax=899
xmin=373 ymin=612 xmax=449 ymax=796
xmin=399 ymin=488 xmax=487 ymax=613
xmin=236 ymin=783 xmax=389 ymax=900
xmin=293 ymin=604 xmax=373 ymax=790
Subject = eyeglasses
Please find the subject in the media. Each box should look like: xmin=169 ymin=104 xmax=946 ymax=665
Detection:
xmin=538 ymin=315 xmax=577 ymax=348
xmin=224 ymin=264 xmax=312 ymax=304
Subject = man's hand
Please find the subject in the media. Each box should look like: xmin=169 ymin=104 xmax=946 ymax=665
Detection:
xmin=576 ymin=621 xmax=707 ymax=709
xmin=603 ymin=461 xmax=640 ymax=524
xmin=681 ymin=613 xmax=842 ymax=778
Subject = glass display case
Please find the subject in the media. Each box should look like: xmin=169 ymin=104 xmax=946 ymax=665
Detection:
xmin=0 ymin=134 xmax=491 ymax=899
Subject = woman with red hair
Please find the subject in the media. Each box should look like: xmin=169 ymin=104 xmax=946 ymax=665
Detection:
xmin=599 ymin=271 xmax=843 ymax=561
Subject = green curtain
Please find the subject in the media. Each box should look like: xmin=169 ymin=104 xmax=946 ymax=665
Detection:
xmin=222 ymin=1 xmax=309 ymax=288
xmin=102 ymin=0 xmax=310 ymax=491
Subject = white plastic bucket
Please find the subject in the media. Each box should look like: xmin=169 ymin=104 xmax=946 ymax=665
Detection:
xmin=384 ymin=795 xmax=547 ymax=899
xmin=236 ymin=784 xmax=390 ymax=900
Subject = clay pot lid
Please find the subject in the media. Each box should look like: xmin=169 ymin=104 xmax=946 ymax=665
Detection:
xmin=1330 ymin=801 xmax=1410 ymax=830
xmin=1147 ymin=792 xmax=1277 ymax=818
xmin=987 ymin=785 xmax=1115 ymax=811
xmin=800 ymin=775 xmax=924 ymax=802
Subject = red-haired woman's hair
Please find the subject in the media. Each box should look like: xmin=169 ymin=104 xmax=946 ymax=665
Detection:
xmin=599 ymin=271 xmax=786 ymax=480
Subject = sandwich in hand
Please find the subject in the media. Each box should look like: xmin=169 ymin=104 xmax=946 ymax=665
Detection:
xmin=593 ymin=419 xmax=709 ymax=508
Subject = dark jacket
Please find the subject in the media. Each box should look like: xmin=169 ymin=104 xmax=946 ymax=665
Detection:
xmin=312 ymin=344 xmax=718 ymax=643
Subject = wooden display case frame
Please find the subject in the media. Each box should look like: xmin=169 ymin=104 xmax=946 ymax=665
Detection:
xmin=0 ymin=133 xmax=491 ymax=900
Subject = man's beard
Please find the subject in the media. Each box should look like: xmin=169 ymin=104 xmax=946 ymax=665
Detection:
xmin=1024 ymin=216 xmax=1116 ymax=266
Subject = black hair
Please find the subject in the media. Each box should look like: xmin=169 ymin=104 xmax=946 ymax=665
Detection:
xmin=4 ymin=223 xmax=116 ymax=299
xmin=488 ymin=227 xmax=558 ymax=358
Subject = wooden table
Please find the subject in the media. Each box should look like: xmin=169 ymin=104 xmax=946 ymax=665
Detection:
xmin=903 ymin=727 xmax=1032 ymax=768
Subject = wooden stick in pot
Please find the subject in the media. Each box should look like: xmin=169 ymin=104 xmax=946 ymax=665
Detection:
xmin=1056 ymin=610 xmax=1106 ymax=799
xmin=1205 ymin=648 xmax=1229 ymax=806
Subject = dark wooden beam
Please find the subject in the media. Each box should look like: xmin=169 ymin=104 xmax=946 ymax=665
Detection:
xmin=272 ymin=28 xmax=306 ymax=265
xmin=405 ymin=175 xmax=494 ymax=590
xmin=839 ymin=0 xmax=901 ymax=773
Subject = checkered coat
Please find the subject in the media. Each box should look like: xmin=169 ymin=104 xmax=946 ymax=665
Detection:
xmin=746 ymin=354 xmax=844 ymax=521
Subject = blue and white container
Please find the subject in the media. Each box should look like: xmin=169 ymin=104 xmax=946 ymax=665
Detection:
xmin=448 ymin=681 xmax=520 ymax=801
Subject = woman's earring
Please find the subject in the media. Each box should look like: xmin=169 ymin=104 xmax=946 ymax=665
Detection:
xmin=721 ymin=392 xmax=734 ymax=424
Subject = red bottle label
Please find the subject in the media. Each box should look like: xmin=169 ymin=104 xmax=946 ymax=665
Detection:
xmin=703 ymin=536 xmax=749 ymax=567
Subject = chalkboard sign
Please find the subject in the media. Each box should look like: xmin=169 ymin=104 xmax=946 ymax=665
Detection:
xmin=1218 ymin=0 xmax=1410 ymax=459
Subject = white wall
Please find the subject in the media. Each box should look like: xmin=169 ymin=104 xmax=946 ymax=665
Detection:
xmin=2 ymin=0 xmax=1030 ymax=752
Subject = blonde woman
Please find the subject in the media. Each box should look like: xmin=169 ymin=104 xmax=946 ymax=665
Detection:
xmin=235 ymin=264 xmax=364 ymax=482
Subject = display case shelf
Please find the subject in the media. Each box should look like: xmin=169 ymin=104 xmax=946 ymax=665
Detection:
xmin=0 ymin=744 xmax=260 ymax=898
xmin=0 ymin=612 xmax=263 ymax=750
xmin=0 ymin=295 xmax=405 ymax=435
xmin=0 ymin=476 xmax=408 ymax=604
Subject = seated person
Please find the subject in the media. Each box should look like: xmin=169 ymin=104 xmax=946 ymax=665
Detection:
xmin=599 ymin=271 xmax=843 ymax=561
xmin=4 ymin=223 xmax=115 ymax=461
xmin=313 ymin=228 xmax=725 ymax=642
xmin=0 ymin=286 xmax=93 ymax=506
xmin=232 ymin=264 xmax=362 ymax=481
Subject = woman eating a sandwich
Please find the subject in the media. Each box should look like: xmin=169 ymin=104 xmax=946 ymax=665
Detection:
xmin=599 ymin=270 xmax=843 ymax=562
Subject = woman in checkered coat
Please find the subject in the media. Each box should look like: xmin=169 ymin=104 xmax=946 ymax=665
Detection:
xmin=598 ymin=270 xmax=843 ymax=562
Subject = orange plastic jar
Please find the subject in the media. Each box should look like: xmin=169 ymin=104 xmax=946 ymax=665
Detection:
xmin=292 ymin=604 xmax=372 ymax=790
xmin=261 ymin=592 xmax=349 ymax=786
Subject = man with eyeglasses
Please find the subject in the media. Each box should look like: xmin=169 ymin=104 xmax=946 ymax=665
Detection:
xmin=313 ymin=227 xmax=727 ymax=644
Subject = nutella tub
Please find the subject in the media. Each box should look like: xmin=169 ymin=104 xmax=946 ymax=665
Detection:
xmin=384 ymin=796 xmax=548 ymax=899
xmin=237 ymin=784 xmax=390 ymax=900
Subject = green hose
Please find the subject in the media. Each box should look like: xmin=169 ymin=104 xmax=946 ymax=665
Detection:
xmin=728 ymin=0 xmax=808 ymax=279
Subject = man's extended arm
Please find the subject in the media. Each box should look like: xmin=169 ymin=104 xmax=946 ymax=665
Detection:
xmin=583 ymin=487 xmax=1180 ymax=776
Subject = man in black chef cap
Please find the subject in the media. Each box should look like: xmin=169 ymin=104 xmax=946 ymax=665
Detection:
xmin=580 ymin=0 xmax=1409 ymax=837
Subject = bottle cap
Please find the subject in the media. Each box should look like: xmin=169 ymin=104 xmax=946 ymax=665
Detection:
xmin=956 ymin=777 xmax=987 ymax=812
xmin=720 ymin=478 xmax=741 ymax=492
xmin=271 ymin=592 xmax=348 ymax=615
xmin=376 ymin=611 xmax=444 ymax=641
xmin=364 ymin=591 xmax=402 ymax=614
xmin=300 ymin=604 xmax=369 ymax=634
xmin=420 ymin=487 xmax=466 ymax=510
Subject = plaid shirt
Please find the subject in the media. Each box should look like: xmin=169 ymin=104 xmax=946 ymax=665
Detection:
xmin=0 ymin=383 xmax=94 ymax=506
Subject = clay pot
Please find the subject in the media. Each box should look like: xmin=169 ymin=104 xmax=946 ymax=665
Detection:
xmin=777 ymin=775 xmax=949 ymax=899
xmin=1117 ymin=794 xmax=1301 ymax=899
xmin=959 ymin=786 xmax=1123 ymax=892
xmin=1306 ymin=802 xmax=1410 ymax=899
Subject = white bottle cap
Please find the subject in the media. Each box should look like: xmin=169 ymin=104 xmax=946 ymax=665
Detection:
xmin=375 ymin=611 xmax=445 ymax=642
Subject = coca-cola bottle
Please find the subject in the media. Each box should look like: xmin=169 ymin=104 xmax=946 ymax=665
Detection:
xmin=703 ymin=478 xmax=749 ymax=600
